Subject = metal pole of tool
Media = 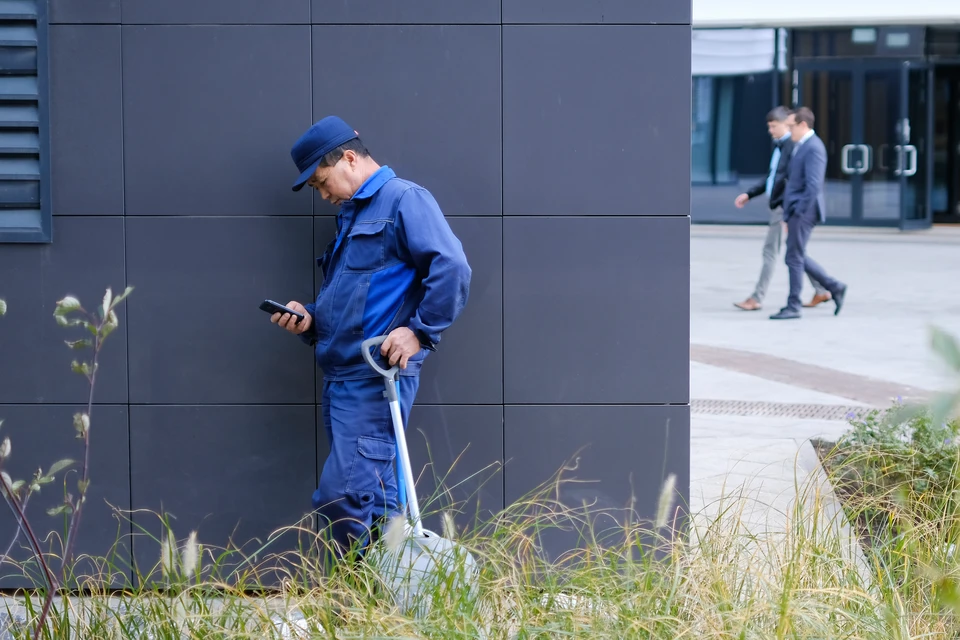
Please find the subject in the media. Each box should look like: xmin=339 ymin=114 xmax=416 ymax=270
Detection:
xmin=362 ymin=336 xmax=423 ymax=537
xmin=395 ymin=380 xmax=406 ymax=515
xmin=387 ymin=378 xmax=423 ymax=536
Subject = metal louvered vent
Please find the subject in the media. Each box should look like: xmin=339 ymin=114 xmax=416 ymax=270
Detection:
xmin=0 ymin=0 xmax=50 ymax=243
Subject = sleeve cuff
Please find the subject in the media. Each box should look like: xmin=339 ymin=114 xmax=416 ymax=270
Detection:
xmin=410 ymin=324 xmax=438 ymax=352
xmin=298 ymin=303 xmax=319 ymax=346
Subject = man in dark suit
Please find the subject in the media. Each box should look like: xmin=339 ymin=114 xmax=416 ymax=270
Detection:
xmin=733 ymin=106 xmax=829 ymax=311
xmin=770 ymin=107 xmax=847 ymax=320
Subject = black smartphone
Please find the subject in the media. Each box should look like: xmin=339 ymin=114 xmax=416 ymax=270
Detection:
xmin=259 ymin=299 xmax=304 ymax=324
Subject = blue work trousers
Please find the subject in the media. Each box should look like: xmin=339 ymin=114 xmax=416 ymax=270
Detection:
xmin=312 ymin=374 xmax=419 ymax=562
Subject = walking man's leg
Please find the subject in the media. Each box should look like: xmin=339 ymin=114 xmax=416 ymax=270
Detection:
xmin=770 ymin=214 xmax=813 ymax=319
xmin=804 ymin=274 xmax=832 ymax=307
xmin=735 ymin=208 xmax=782 ymax=311
xmin=803 ymin=253 xmax=848 ymax=315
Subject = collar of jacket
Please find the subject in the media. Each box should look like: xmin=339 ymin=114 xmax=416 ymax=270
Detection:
xmin=351 ymin=165 xmax=396 ymax=202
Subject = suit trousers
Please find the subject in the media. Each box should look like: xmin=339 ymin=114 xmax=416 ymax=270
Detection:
xmin=784 ymin=213 xmax=842 ymax=311
xmin=752 ymin=207 xmax=826 ymax=303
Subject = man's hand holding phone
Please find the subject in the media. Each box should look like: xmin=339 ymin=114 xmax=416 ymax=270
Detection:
xmin=265 ymin=300 xmax=312 ymax=335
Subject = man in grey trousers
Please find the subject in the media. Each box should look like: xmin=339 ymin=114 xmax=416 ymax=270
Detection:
xmin=733 ymin=106 xmax=830 ymax=312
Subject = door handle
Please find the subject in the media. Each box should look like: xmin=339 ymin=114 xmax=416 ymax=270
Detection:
xmin=902 ymin=144 xmax=918 ymax=177
xmin=893 ymin=144 xmax=903 ymax=176
xmin=856 ymin=144 xmax=872 ymax=175
xmin=878 ymin=143 xmax=889 ymax=171
xmin=841 ymin=144 xmax=857 ymax=175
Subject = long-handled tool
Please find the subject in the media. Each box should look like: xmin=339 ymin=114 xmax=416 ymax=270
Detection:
xmin=360 ymin=336 xmax=479 ymax=617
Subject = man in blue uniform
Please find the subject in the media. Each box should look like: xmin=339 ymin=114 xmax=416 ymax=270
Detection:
xmin=270 ymin=115 xmax=472 ymax=565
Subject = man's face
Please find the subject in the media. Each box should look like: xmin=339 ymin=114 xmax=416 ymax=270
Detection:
xmin=786 ymin=115 xmax=806 ymax=142
xmin=767 ymin=119 xmax=789 ymax=139
xmin=306 ymin=151 xmax=360 ymax=206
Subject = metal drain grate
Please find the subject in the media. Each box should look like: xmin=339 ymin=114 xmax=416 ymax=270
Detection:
xmin=692 ymin=399 xmax=882 ymax=421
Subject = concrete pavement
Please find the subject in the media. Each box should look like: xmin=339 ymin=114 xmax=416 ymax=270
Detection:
xmin=688 ymin=224 xmax=960 ymax=535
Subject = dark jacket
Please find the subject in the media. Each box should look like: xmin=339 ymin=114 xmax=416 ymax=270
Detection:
xmin=746 ymin=136 xmax=795 ymax=210
xmin=783 ymin=133 xmax=828 ymax=224
xmin=299 ymin=166 xmax=472 ymax=380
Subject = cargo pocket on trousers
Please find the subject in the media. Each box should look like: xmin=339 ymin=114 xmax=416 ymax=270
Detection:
xmin=345 ymin=435 xmax=396 ymax=504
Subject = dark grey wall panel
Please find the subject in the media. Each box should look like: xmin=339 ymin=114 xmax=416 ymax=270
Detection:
xmin=122 ymin=26 xmax=313 ymax=216
xmin=1 ymin=3 xmax=690 ymax=574
xmin=312 ymin=0 xmax=499 ymax=24
xmin=0 ymin=217 xmax=128 ymax=404
xmin=418 ymin=217 xmax=502 ymax=404
xmin=503 ymin=0 xmax=690 ymax=24
xmin=0 ymin=405 xmax=130 ymax=588
xmin=130 ymin=405 xmax=316 ymax=584
xmin=313 ymin=216 xmax=338 ymax=275
xmin=504 ymin=404 xmax=689 ymax=563
xmin=49 ymin=26 xmax=123 ymax=215
xmin=126 ymin=217 xmax=316 ymax=404
xmin=406 ymin=405 xmax=503 ymax=534
xmin=504 ymin=216 xmax=689 ymax=404
xmin=502 ymin=25 xmax=691 ymax=216
xmin=312 ymin=215 xmax=338 ymax=298
xmin=122 ymin=0 xmax=310 ymax=24
xmin=312 ymin=215 xmax=337 ymax=401
xmin=49 ymin=0 xmax=120 ymax=23
xmin=311 ymin=25 xmax=501 ymax=216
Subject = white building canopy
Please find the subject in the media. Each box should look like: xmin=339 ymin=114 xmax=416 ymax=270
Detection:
xmin=692 ymin=29 xmax=787 ymax=76
xmin=693 ymin=0 xmax=960 ymax=28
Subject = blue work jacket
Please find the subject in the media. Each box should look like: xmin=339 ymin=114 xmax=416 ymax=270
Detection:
xmin=299 ymin=166 xmax=471 ymax=380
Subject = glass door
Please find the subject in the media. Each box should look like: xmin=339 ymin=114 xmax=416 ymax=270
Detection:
xmin=932 ymin=65 xmax=960 ymax=223
xmin=794 ymin=60 xmax=934 ymax=228
xmin=794 ymin=65 xmax=857 ymax=224
xmin=861 ymin=67 xmax=902 ymax=223
xmin=899 ymin=64 xmax=933 ymax=230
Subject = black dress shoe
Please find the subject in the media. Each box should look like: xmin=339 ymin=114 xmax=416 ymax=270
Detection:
xmin=833 ymin=284 xmax=847 ymax=316
xmin=770 ymin=308 xmax=801 ymax=320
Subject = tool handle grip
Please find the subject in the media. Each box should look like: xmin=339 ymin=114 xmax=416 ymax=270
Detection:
xmin=360 ymin=335 xmax=399 ymax=381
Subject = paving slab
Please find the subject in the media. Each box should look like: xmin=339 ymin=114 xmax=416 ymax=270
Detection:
xmin=688 ymin=226 xmax=960 ymax=576
xmin=691 ymin=361 xmax=871 ymax=406
xmin=691 ymin=226 xmax=960 ymax=393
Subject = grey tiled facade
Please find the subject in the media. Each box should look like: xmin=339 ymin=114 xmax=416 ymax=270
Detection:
xmin=0 ymin=0 xmax=691 ymax=584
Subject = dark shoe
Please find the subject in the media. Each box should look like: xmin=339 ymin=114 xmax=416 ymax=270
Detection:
xmin=832 ymin=284 xmax=847 ymax=316
xmin=770 ymin=308 xmax=801 ymax=320
xmin=803 ymin=292 xmax=832 ymax=308
xmin=734 ymin=297 xmax=762 ymax=311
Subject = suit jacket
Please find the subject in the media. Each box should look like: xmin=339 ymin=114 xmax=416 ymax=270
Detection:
xmin=783 ymin=133 xmax=827 ymax=224
xmin=746 ymin=136 xmax=794 ymax=210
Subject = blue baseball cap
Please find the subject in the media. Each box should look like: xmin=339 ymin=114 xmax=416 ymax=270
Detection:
xmin=290 ymin=116 xmax=358 ymax=192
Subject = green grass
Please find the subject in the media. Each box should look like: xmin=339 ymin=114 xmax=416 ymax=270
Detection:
xmin=1 ymin=449 xmax=958 ymax=640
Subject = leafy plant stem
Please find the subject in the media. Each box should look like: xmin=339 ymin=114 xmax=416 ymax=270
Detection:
xmin=60 ymin=326 xmax=98 ymax=576
xmin=0 ymin=472 xmax=58 ymax=638
xmin=1 ymin=490 xmax=32 ymax=565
